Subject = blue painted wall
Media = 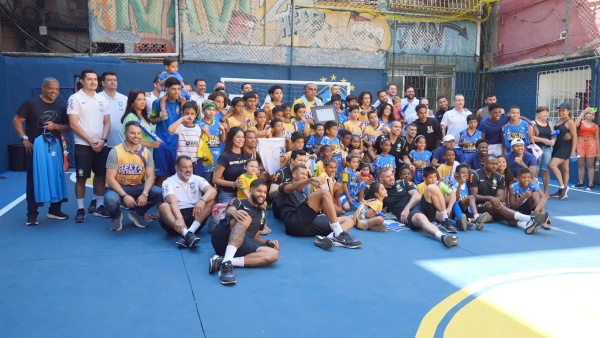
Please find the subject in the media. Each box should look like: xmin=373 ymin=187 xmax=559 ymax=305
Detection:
xmin=0 ymin=56 xmax=387 ymax=173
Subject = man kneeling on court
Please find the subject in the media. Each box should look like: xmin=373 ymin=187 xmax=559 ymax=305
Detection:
xmin=209 ymin=179 xmax=279 ymax=285
xmin=379 ymin=168 xmax=458 ymax=247
xmin=105 ymin=121 xmax=163 ymax=231
xmin=159 ymin=155 xmax=217 ymax=248
xmin=276 ymin=165 xmax=360 ymax=250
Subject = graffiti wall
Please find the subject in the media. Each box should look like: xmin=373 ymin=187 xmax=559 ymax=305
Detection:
xmin=89 ymin=0 xmax=479 ymax=69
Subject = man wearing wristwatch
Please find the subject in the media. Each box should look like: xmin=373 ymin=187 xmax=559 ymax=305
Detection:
xmin=104 ymin=121 xmax=163 ymax=231
xmin=67 ymin=69 xmax=112 ymax=222
xmin=158 ymin=155 xmax=217 ymax=248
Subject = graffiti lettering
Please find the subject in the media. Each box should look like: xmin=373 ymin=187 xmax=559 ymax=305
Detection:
xmin=396 ymin=22 xmax=469 ymax=53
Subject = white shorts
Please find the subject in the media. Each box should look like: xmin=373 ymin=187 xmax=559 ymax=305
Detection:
xmin=488 ymin=144 xmax=503 ymax=157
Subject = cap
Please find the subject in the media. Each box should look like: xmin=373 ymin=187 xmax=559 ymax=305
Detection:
xmin=443 ymin=134 xmax=455 ymax=142
xmin=511 ymin=138 xmax=525 ymax=147
xmin=558 ymin=102 xmax=572 ymax=110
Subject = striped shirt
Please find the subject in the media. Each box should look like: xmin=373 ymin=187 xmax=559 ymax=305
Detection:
xmin=175 ymin=124 xmax=202 ymax=162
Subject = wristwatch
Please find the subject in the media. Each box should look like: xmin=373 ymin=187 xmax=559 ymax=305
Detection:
xmin=199 ymin=196 xmax=206 ymax=201
xmin=142 ymin=191 xmax=149 ymax=197
xmin=21 ymin=136 xmax=29 ymax=141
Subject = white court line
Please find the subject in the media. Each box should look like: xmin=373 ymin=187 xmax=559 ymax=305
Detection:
xmin=555 ymin=215 xmax=600 ymax=230
xmin=550 ymin=226 xmax=577 ymax=235
xmin=0 ymin=194 xmax=26 ymax=217
xmin=548 ymin=184 xmax=600 ymax=196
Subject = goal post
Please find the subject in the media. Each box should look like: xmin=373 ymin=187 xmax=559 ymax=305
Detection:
xmin=221 ymin=77 xmax=352 ymax=107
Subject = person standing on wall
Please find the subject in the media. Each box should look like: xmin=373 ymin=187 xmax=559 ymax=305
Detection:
xmin=12 ymin=77 xmax=71 ymax=225
xmin=68 ymin=69 xmax=111 ymax=222
xmin=99 ymin=71 xmax=127 ymax=154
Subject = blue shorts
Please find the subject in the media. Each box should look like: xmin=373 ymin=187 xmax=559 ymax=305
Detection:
xmin=154 ymin=148 xmax=177 ymax=177
xmin=538 ymin=147 xmax=553 ymax=171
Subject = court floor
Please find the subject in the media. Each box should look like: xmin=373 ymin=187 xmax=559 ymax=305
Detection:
xmin=1 ymin=171 xmax=599 ymax=338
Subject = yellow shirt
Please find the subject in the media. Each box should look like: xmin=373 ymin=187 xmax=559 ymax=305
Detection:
xmin=244 ymin=110 xmax=257 ymax=123
xmin=237 ymin=173 xmax=257 ymax=199
xmin=292 ymin=98 xmax=317 ymax=117
xmin=437 ymin=164 xmax=454 ymax=182
xmin=113 ymin=143 xmax=149 ymax=186
xmin=344 ymin=121 xmax=365 ymax=137
xmin=315 ymin=160 xmax=324 ymax=177
xmin=353 ymin=198 xmax=383 ymax=221
xmin=282 ymin=121 xmax=298 ymax=139
xmin=363 ymin=124 xmax=384 ymax=144
xmin=417 ymin=182 xmax=452 ymax=195
xmin=248 ymin=125 xmax=271 ymax=138
xmin=358 ymin=108 xmax=371 ymax=122
xmin=312 ymin=172 xmax=336 ymax=194
xmin=227 ymin=115 xmax=252 ymax=130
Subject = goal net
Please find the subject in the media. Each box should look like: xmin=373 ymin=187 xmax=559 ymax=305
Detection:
xmin=221 ymin=77 xmax=352 ymax=108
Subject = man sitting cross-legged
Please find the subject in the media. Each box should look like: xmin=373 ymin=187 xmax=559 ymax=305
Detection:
xmin=276 ymin=165 xmax=360 ymax=250
xmin=468 ymin=154 xmax=546 ymax=234
xmin=379 ymin=168 xmax=458 ymax=247
xmin=209 ymin=179 xmax=279 ymax=285
xmin=159 ymin=155 xmax=217 ymax=248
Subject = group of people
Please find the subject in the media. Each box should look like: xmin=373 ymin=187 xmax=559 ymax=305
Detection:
xmin=13 ymin=57 xmax=598 ymax=286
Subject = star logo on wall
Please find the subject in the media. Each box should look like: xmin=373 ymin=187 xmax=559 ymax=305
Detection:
xmin=331 ymin=74 xmax=337 ymax=81
xmin=320 ymin=77 xmax=327 ymax=82
xmin=350 ymin=85 xmax=355 ymax=91
xmin=341 ymin=78 xmax=347 ymax=82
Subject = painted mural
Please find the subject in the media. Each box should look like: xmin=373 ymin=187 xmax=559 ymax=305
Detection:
xmin=90 ymin=0 xmax=478 ymax=68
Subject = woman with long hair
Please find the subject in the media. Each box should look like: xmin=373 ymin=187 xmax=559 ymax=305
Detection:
xmin=213 ymin=127 xmax=252 ymax=204
xmin=357 ymin=91 xmax=374 ymax=122
xmin=378 ymin=103 xmax=397 ymax=129
xmin=532 ymin=106 xmax=555 ymax=197
xmin=574 ymin=107 xmax=599 ymax=190
xmin=120 ymin=89 xmax=162 ymax=152
xmin=548 ymin=103 xmax=578 ymax=199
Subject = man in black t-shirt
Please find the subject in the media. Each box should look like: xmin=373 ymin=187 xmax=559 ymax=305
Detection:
xmin=379 ymin=168 xmax=458 ymax=247
xmin=414 ymin=104 xmax=442 ymax=152
xmin=276 ymin=165 xmax=360 ymax=250
xmin=209 ymin=180 xmax=279 ymax=285
xmin=12 ymin=77 xmax=71 ymax=226
xmin=269 ymin=149 xmax=307 ymax=219
xmin=469 ymin=155 xmax=546 ymax=234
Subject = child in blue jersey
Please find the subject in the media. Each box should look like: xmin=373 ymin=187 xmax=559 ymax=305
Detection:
xmin=321 ymin=121 xmax=343 ymax=174
xmin=509 ymin=167 xmax=551 ymax=229
xmin=196 ymin=100 xmax=226 ymax=183
xmin=353 ymin=182 xmax=387 ymax=231
xmin=339 ymin=154 xmax=366 ymax=208
xmin=502 ymin=106 xmax=534 ymax=151
xmin=306 ymin=123 xmax=325 ymax=157
xmin=408 ymin=135 xmax=432 ymax=184
xmin=451 ymin=164 xmax=489 ymax=231
xmin=374 ymin=137 xmax=396 ymax=177
xmin=158 ymin=57 xmax=190 ymax=116
xmin=459 ymin=114 xmax=483 ymax=158
xmin=292 ymin=103 xmax=310 ymax=137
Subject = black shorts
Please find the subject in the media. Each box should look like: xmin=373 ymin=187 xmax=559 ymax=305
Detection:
xmin=282 ymin=203 xmax=331 ymax=237
xmin=75 ymin=145 xmax=110 ymax=179
xmin=211 ymin=218 xmax=263 ymax=257
xmin=159 ymin=207 xmax=195 ymax=235
xmin=419 ymin=197 xmax=438 ymax=222
xmin=516 ymin=203 xmax=532 ymax=215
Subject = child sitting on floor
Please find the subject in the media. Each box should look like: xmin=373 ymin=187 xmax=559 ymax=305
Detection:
xmin=353 ymin=182 xmax=388 ymax=231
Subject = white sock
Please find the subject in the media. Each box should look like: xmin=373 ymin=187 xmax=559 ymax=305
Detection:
xmin=474 ymin=213 xmax=480 ymax=220
xmin=327 ymin=232 xmax=334 ymax=239
xmin=181 ymin=228 xmax=189 ymax=236
xmin=96 ymin=196 xmax=104 ymax=207
xmin=77 ymin=199 xmax=84 ymax=209
xmin=517 ymin=220 xmax=528 ymax=229
xmin=223 ymin=245 xmax=237 ymax=263
xmin=559 ymin=185 xmax=564 ymax=189
xmin=93 ymin=194 xmax=98 ymax=201
xmin=189 ymin=221 xmax=201 ymax=233
xmin=440 ymin=211 xmax=449 ymax=220
xmin=330 ymin=222 xmax=343 ymax=236
xmin=435 ymin=231 xmax=444 ymax=240
xmin=513 ymin=212 xmax=530 ymax=222
xmin=231 ymin=257 xmax=245 ymax=267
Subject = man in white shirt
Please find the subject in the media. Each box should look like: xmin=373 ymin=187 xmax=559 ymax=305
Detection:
xmin=420 ymin=98 xmax=435 ymax=117
xmin=99 ymin=71 xmax=127 ymax=149
xmin=67 ymin=69 xmax=111 ymax=222
xmin=401 ymin=86 xmax=420 ymax=119
xmin=159 ymin=155 xmax=217 ymax=248
xmin=190 ymin=78 xmax=207 ymax=107
xmin=373 ymin=84 xmax=398 ymax=108
xmin=146 ymin=74 xmax=161 ymax=118
xmin=441 ymin=94 xmax=472 ymax=143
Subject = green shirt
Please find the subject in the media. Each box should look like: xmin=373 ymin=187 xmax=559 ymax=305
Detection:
xmin=122 ymin=112 xmax=156 ymax=152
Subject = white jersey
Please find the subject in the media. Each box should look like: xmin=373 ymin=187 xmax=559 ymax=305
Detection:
xmin=257 ymin=137 xmax=286 ymax=175
xmin=67 ymin=90 xmax=109 ymax=146
xmin=99 ymin=91 xmax=128 ymax=148
xmin=441 ymin=108 xmax=472 ymax=142
xmin=174 ymin=124 xmax=202 ymax=162
xmin=146 ymin=93 xmax=159 ymax=118
xmin=401 ymin=97 xmax=420 ymax=119
xmin=190 ymin=92 xmax=207 ymax=108
xmin=162 ymin=174 xmax=210 ymax=209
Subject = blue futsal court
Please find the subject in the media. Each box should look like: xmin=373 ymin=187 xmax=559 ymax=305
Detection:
xmin=1 ymin=171 xmax=599 ymax=337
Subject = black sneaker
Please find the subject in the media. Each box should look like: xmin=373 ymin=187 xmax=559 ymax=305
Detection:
xmin=48 ymin=210 xmax=69 ymax=220
xmin=185 ymin=231 xmax=200 ymax=248
xmin=219 ymin=260 xmax=236 ymax=285
xmin=574 ymin=183 xmax=584 ymax=188
xmin=332 ymin=232 xmax=362 ymax=249
xmin=559 ymin=186 xmax=569 ymax=200
xmin=525 ymin=213 xmax=546 ymax=234
xmin=74 ymin=208 xmax=86 ymax=223
xmin=456 ymin=214 xmax=468 ymax=231
xmin=93 ymin=205 xmax=110 ymax=218
xmin=440 ymin=218 xmax=458 ymax=233
xmin=314 ymin=235 xmax=334 ymax=251
xmin=475 ymin=212 xmax=489 ymax=230
xmin=550 ymin=188 xmax=563 ymax=198
xmin=442 ymin=234 xmax=458 ymax=247
xmin=176 ymin=235 xmax=188 ymax=248
xmin=26 ymin=215 xmax=38 ymax=226
xmin=88 ymin=199 xmax=96 ymax=213
xmin=209 ymin=255 xmax=224 ymax=274
xmin=587 ymin=185 xmax=595 ymax=191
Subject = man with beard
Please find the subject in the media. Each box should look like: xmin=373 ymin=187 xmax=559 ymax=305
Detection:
xmin=209 ymin=179 xmax=279 ymax=285
xmin=401 ymin=86 xmax=419 ymax=120
xmin=269 ymin=150 xmax=307 ymax=219
xmin=159 ymin=155 xmax=217 ymax=248
xmin=191 ymin=78 xmax=207 ymax=107
xmin=476 ymin=93 xmax=505 ymax=123
xmin=435 ymin=96 xmax=450 ymax=123
xmin=104 ymin=122 xmax=163 ymax=231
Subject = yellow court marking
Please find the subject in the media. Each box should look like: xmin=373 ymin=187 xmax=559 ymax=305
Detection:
xmin=416 ymin=268 xmax=600 ymax=338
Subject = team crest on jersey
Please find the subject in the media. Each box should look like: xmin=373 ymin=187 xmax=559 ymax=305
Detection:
xmin=99 ymin=101 xmax=104 ymax=107
xmin=261 ymin=211 xmax=267 ymax=225
xmin=121 ymin=177 xmax=125 ymax=183
xmin=190 ymin=182 xmax=196 ymax=190
xmin=395 ymin=183 xmax=403 ymax=192
xmin=118 ymin=102 xmax=123 ymax=107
